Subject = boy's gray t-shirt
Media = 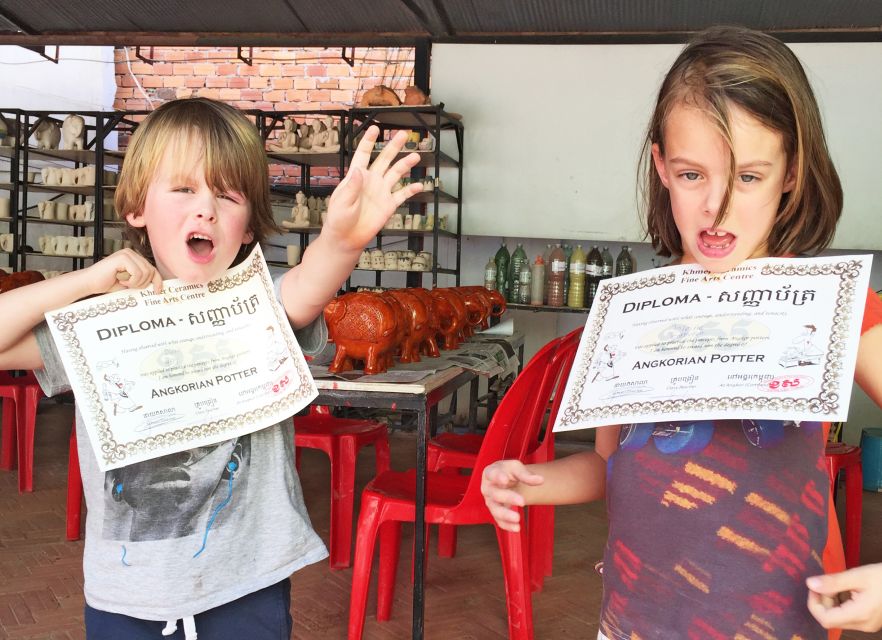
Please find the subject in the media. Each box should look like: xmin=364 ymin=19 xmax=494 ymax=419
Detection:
xmin=34 ymin=275 xmax=328 ymax=620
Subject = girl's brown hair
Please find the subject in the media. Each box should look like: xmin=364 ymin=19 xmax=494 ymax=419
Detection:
xmin=640 ymin=26 xmax=842 ymax=258
xmin=115 ymin=97 xmax=279 ymax=262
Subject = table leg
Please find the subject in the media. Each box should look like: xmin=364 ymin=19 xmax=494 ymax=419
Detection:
xmin=412 ymin=406 xmax=427 ymax=640
xmin=468 ymin=378 xmax=479 ymax=432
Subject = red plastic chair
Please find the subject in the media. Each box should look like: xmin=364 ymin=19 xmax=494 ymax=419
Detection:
xmin=294 ymin=406 xmax=390 ymax=569
xmin=426 ymin=328 xmax=582 ymax=590
xmin=347 ymin=335 xmax=573 ymax=640
xmin=0 ymin=370 xmax=45 ymax=492
xmin=825 ymin=441 xmax=862 ymax=568
xmin=67 ymin=418 xmax=84 ymax=541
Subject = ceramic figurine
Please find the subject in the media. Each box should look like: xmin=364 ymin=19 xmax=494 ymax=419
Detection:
xmin=358 ymin=85 xmax=401 ymax=107
xmin=34 ymin=120 xmax=61 ymax=149
xmin=397 ymin=255 xmax=412 ymax=270
xmin=296 ymin=123 xmax=313 ymax=151
xmin=62 ymin=115 xmax=85 ymax=150
xmin=321 ymin=117 xmax=340 ymax=152
xmin=417 ymin=136 xmax=435 ymax=152
xmin=324 ymin=292 xmax=401 ymax=375
xmin=411 ymin=255 xmax=428 ymax=271
xmin=59 ymin=168 xmax=77 ymax=186
xmin=388 ymin=213 xmax=404 ymax=229
xmin=281 ymin=191 xmax=310 ymax=229
xmin=403 ymin=85 xmax=429 ymax=106
xmin=310 ymin=119 xmax=329 ymax=151
xmin=369 ymin=248 xmax=384 ymax=269
xmin=358 ymin=250 xmax=372 ymax=269
xmin=386 ymin=288 xmax=431 ymax=363
xmin=383 ymin=251 xmax=398 ymax=270
xmin=268 ymin=118 xmax=297 ymax=152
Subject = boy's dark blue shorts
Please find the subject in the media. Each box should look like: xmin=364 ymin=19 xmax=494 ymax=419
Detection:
xmin=85 ymin=578 xmax=293 ymax=639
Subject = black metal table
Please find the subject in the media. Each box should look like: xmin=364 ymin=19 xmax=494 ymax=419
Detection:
xmin=313 ymin=366 xmax=478 ymax=639
xmin=312 ymin=331 xmax=524 ymax=639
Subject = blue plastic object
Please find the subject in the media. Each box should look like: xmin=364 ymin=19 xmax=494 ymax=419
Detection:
xmin=861 ymin=427 xmax=882 ymax=492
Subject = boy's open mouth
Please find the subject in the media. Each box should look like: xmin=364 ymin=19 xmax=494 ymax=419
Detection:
xmin=187 ymin=233 xmax=214 ymax=258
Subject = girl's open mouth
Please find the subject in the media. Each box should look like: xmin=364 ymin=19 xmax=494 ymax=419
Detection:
xmin=698 ymin=229 xmax=735 ymax=258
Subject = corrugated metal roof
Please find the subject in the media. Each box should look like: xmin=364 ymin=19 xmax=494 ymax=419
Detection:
xmin=1 ymin=0 xmax=881 ymax=45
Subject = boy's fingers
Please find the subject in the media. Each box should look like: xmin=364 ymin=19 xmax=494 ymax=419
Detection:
xmin=349 ymin=125 xmax=378 ymax=171
xmin=369 ymin=130 xmax=409 ymax=176
xmin=336 ymin=167 xmax=363 ymax=208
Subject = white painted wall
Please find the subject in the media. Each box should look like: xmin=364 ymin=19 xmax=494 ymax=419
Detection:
xmin=432 ymin=42 xmax=882 ymax=251
xmin=0 ymin=45 xmax=117 ymax=111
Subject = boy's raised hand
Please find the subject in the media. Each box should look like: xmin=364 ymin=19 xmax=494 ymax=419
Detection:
xmin=481 ymin=460 xmax=544 ymax=532
xmin=323 ymin=125 xmax=424 ymax=252
xmin=85 ymin=249 xmax=163 ymax=295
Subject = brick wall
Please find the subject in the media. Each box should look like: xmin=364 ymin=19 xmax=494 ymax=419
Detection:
xmin=113 ymin=46 xmax=415 ymax=185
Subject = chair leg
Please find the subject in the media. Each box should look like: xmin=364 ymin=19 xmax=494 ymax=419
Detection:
xmin=377 ymin=520 xmax=402 ymax=621
xmin=348 ymin=496 xmax=382 ymax=640
xmin=0 ymin=397 xmax=16 ymax=470
xmin=437 ymin=467 xmax=459 ymax=558
xmin=330 ymin=437 xmax=358 ymax=569
xmin=528 ymin=504 xmax=555 ymax=591
xmin=495 ymin=524 xmax=535 ymax=640
xmin=66 ymin=425 xmax=83 ymax=541
xmin=844 ymin=462 xmax=862 ymax=568
xmin=373 ymin=431 xmax=391 ymax=475
xmin=18 ymin=386 xmax=41 ymax=493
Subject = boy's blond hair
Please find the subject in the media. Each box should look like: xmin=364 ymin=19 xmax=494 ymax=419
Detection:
xmin=115 ymin=98 xmax=279 ymax=262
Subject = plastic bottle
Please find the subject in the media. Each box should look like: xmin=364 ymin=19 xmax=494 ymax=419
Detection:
xmin=615 ymin=246 xmax=634 ymax=277
xmin=586 ymin=245 xmax=603 ymax=306
xmin=508 ymin=243 xmax=528 ymax=303
xmin=483 ymin=257 xmax=497 ymax=290
xmin=547 ymin=244 xmax=567 ymax=307
xmin=494 ymin=242 xmax=510 ymax=301
xmin=567 ymin=244 xmax=586 ymax=308
xmin=517 ymin=267 xmax=531 ymax=304
xmin=600 ymin=246 xmax=614 ymax=281
xmin=542 ymin=243 xmax=554 ymax=304
xmin=530 ymin=255 xmax=545 ymax=306
xmin=562 ymin=244 xmax=573 ymax=304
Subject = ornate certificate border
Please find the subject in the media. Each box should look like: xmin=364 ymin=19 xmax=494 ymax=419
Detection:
xmin=49 ymin=248 xmax=316 ymax=468
xmin=557 ymin=259 xmax=866 ymax=428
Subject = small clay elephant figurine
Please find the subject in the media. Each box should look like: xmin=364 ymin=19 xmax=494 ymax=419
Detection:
xmin=386 ymin=288 xmax=432 ymax=363
xmin=34 ymin=120 xmax=61 ymax=150
xmin=324 ymin=292 xmax=400 ymax=375
xmin=62 ymin=115 xmax=85 ymax=150
xmin=429 ymin=288 xmax=468 ymax=351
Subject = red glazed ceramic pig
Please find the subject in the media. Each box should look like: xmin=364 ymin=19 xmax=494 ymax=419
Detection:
xmin=323 ymin=292 xmax=399 ymax=375
xmin=386 ymin=288 xmax=432 ymax=363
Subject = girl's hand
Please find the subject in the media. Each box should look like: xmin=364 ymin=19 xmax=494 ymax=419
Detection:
xmin=322 ymin=125 xmax=424 ymax=252
xmin=84 ymin=249 xmax=163 ymax=295
xmin=480 ymin=460 xmax=544 ymax=532
xmin=806 ymin=563 xmax=882 ymax=632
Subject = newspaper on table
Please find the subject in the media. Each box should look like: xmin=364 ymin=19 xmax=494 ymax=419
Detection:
xmin=44 ymin=245 xmax=317 ymax=471
xmin=309 ymin=334 xmax=520 ymax=382
xmin=554 ymin=255 xmax=872 ymax=432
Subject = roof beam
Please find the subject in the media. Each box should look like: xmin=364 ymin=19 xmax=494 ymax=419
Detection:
xmin=397 ymin=0 xmax=446 ymax=37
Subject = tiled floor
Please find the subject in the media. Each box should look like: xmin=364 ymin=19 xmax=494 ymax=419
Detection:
xmin=1 ymin=399 xmax=880 ymax=639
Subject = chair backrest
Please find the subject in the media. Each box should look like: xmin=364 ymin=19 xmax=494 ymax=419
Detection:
xmin=529 ymin=327 xmax=583 ymax=459
xmin=458 ymin=332 xmax=577 ymax=503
